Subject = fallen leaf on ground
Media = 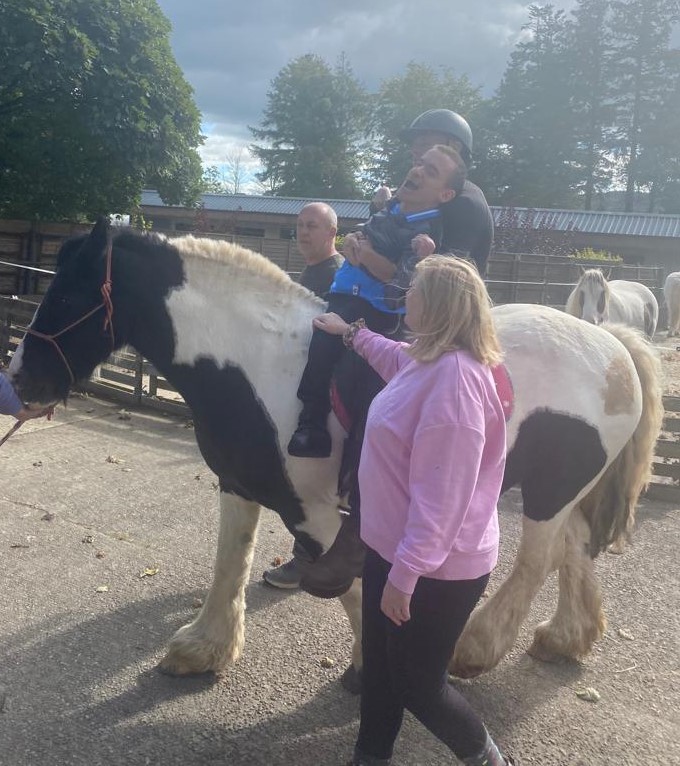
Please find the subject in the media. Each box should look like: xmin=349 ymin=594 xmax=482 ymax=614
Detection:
xmin=105 ymin=455 xmax=124 ymax=464
xmin=118 ymin=409 xmax=132 ymax=420
xmin=140 ymin=566 xmax=160 ymax=578
xmin=272 ymin=556 xmax=283 ymax=567
xmin=95 ymin=585 xmax=109 ymax=593
xmin=320 ymin=657 xmax=335 ymax=669
xmin=10 ymin=543 xmax=29 ymax=549
xmin=32 ymin=461 xmax=42 ymax=467
xmin=617 ymin=628 xmax=635 ymax=641
xmin=82 ymin=535 xmax=94 ymax=544
xmin=95 ymin=551 xmax=106 ymax=559
xmin=576 ymin=687 xmax=601 ymax=702
xmin=41 ymin=512 xmax=55 ymax=522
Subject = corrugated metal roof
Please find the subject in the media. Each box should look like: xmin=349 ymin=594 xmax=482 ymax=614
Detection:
xmin=140 ymin=190 xmax=370 ymax=220
xmin=141 ymin=191 xmax=680 ymax=238
xmin=490 ymin=206 xmax=680 ymax=238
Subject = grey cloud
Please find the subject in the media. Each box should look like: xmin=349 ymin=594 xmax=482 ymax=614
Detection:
xmin=156 ymin=0 xmax=578 ymax=145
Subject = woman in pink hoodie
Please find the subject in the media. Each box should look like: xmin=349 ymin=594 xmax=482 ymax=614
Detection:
xmin=314 ymin=256 xmax=511 ymax=766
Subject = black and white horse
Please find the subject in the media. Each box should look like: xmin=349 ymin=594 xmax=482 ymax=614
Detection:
xmin=9 ymin=220 xmax=663 ymax=680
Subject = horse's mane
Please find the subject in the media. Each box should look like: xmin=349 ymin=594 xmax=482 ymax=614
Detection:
xmin=579 ymin=268 xmax=609 ymax=293
xmin=171 ymin=234 xmax=324 ymax=305
xmin=113 ymin=229 xmax=325 ymax=306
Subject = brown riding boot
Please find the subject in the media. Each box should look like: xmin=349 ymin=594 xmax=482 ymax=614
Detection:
xmin=299 ymin=514 xmax=365 ymax=599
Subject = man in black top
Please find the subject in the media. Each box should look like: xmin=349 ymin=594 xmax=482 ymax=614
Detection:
xmin=263 ymin=201 xmax=342 ymax=590
xmin=372 ymin=109 xmax=494 ymax=276
xmin=296 ymin=202 xmax=343 ymax=297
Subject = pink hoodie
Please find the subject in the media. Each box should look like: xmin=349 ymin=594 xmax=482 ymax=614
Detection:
xmin=353 ymin=328 xmax=506 ymax=595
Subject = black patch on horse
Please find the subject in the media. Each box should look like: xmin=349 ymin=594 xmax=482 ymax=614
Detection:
xmin=503 ymin=410 xmax=607 ymax=522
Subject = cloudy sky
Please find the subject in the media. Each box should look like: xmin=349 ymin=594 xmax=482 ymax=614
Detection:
xmin=155 ymin=0 xmax=577 ymax=170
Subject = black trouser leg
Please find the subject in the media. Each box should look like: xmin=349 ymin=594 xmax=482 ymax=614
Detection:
xmin=356 ymin=549 xmax=490 ymax=761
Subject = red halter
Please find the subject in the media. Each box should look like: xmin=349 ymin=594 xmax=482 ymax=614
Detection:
xmin=25 ymin=238 xmax=115 ymax=386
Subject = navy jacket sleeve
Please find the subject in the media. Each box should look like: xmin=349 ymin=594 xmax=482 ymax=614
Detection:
xmin=440 ymin=180 xmax=493 ymax=276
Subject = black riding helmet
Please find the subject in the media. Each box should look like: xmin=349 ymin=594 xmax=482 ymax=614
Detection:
xmin=400 ymin=109 xmax=473 ymax=166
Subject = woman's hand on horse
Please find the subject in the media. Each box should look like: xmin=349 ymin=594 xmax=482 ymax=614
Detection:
xmin=381 ymin=580 xmax=411 ymax=626
xmin=313 ymin=313 xmax=350 ymax=335
xmin=15 ymin=405 xmax=54 ymax=422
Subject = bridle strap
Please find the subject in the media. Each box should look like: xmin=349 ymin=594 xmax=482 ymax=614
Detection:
xmin=25 ymin=239 xmax=115 ymax=386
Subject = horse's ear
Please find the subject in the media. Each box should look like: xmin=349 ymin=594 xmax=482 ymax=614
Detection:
xmin=85 ymin=216 xmax=111 ymax=259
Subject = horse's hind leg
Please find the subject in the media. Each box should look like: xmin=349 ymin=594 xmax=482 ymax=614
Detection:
xmin=529 ymin=505 xmax=605 ymax=662
xmin=160 ymin=492 xmax=260 ymax=675
xmin=450 ymin=505 xmax=571 ymax=678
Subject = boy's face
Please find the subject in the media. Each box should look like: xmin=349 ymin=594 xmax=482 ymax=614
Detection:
xmin=396 ymin=148 xmax=457 ymax=210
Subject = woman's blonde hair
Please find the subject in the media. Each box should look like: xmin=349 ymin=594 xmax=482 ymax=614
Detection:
xmin=407 ymin=255 xmax=503 ymax=366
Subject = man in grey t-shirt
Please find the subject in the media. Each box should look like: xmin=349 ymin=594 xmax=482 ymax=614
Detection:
xmin=263 ymin=201 xmax=341 ymax=589
xmin=296 ymin=202 xmax=343 ymax=298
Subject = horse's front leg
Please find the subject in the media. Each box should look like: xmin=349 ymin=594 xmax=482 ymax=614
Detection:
xmin=159 ymin=492 xmax=260 ymax=675
xmin=338 ymin=577 xmax=363 ymax=694
xmin=450 ymin=506 xmax=571 ymax=678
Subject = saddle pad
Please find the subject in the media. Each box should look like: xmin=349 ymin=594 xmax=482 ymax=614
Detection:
xmin=491 ymin=363 xmax=514 ymax=422
xmin=332 ymin=363 xmax=515 ymax=432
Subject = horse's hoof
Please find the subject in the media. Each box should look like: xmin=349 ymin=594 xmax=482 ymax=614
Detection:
xmin=340 ymin=663 xmax=362 ymax=695
xmin=526 ymin=639 xmax=574 ymax=664
xmin=157 ymin=654 xmax=217 ymax=677
xmin=448 ymin=662 xmax=485 ymax=679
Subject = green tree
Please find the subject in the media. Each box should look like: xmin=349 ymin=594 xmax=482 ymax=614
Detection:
xmin=250 ymin=54 xmax=370 ymax=198
xmin=490 ymin=5 xmax=578 ymax=208
xmin=0 ymin=0 xmax=203 ymax=221
xmin=609 ymin=0 xmax=680 ymax=211
xmin=367 ymin=62 xmax=484 ymax=192
xmin=568 ymin=0 xmax=617 ymax=209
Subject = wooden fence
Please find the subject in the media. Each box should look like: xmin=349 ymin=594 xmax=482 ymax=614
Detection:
xmin=0 ymin=219 xmax=666 ymax=302
xmin=2 ymin=292 xmax=678 ymax=503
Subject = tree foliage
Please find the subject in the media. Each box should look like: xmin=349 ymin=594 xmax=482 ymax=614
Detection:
xmin=250 ymin=54 xmax=370 ymax=198
xmin=608 ymin=0 xmax=680 ymax=210
xmin=0 ymin=0 xmax=203 ymax=220
xmin=489 ymin=5 xmax=578 ymax=208
xmin=481 ymin=0 xmax=680 ymax=212
xmin=367 ymin=62 xmax=483 ymax=192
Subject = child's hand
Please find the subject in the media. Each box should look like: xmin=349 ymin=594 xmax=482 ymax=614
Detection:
xmin=342 ymin=233 xmax=361 ymax=266
xmin=411 ymin=234 xmax=436 ymax=259
xmin=371 ymin=185 xmax=392 ymax=211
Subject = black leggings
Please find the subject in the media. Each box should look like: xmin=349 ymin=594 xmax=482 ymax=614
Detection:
xmin=357 ymin=549 xmax=490 ymax=761
xmin=296 ymin=293 xmax=401 ymax=417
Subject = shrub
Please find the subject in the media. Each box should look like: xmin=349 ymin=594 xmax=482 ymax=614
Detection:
xmin=570 ymin=247 xmax=623 ymax=263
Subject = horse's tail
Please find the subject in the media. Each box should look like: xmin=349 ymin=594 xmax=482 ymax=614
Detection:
xmin=579 ymin=324 xmax=663 ymax=556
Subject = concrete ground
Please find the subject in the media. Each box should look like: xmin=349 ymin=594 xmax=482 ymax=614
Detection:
xmin=0 ymin=394 xmax=678 ymax=766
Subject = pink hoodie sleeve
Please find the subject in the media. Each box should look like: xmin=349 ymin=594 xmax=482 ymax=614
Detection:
xmin=351 ymin=328 xmax=411 ymax=383
xmin=388 ymin=422 xmax=486 ymax=595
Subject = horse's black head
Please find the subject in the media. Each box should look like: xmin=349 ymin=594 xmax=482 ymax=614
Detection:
xmin=10 ymin=218 xmax=119 ymax=405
